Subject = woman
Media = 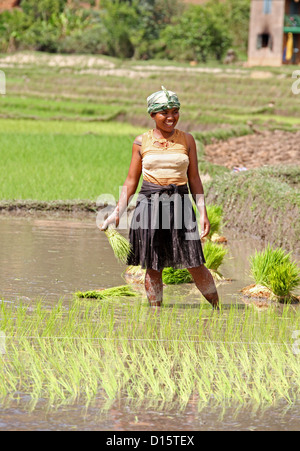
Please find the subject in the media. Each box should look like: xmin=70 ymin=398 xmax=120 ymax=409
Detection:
xmin=101 ymin=87 xmax=219 ymax=309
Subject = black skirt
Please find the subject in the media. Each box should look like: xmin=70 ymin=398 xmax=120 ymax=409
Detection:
xmin=127 ymin=181 xmax=205 ymax=271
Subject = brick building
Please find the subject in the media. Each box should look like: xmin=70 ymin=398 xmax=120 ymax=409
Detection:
xmin=248 ymin=0 xmax=300 ymax=66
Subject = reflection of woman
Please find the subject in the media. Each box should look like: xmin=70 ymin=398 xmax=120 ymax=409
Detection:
xmin=101 ymin=87 xmax=219 ymax=309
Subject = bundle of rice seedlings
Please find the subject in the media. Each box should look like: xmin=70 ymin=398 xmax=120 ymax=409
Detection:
xmin=268 ymin=264 xmax=300 ymax=298
xmin=193 ymin=204 xmax=225 ymax=241
xmin=76 ymin=285 xmax=139 ymax=300
xmin=162 ymin=267 xmax=193 ymax=285
xmin=123 ymin=265 xmax=146 ymax=284
xmin=206 ymin=205 xmax=224 ymax=239
xmin=104 ymin=226 xmax=132 ymax=264
xmin=203 ymin=240 xmax=228 ymax=278
xmin=247 ymin=245 xmax=300 ymax=302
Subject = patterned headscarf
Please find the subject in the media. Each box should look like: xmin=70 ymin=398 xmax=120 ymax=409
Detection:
xmin=147 ymin=86 xmax=181 ymax=114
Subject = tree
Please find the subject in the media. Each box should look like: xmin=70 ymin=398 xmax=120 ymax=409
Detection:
xmin=20 ymin=0 xmax=67 ymax=22
xmin=162 ymin=4 xmax=232 ymax=63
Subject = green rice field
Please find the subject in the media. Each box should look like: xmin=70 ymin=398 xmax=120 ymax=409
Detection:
xmin=1 ymin=299 xmax=299 ymax=410
xmin=0 ymin=52 xmax=299 ymax=202
xmin=0 ymin=119 xmax=145 ymax=200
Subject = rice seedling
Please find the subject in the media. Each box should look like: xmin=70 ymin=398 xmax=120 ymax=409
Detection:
xmin=122 ymin=265 xmax=146 ymax=285
xmin=248 ymin=245 xmax=300 ymax=302
xmin=104 ymin=227 xmax=132 ymax=265
xmin=0 ymin=299 xmax=299 ymax=412
xmin=75 ymin=285 xmax=139 ymax=300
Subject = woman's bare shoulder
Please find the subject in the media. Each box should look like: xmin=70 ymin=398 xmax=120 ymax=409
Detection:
xmin=184 ymin=132 xmax=195 ymax=143
xmin=181 ymin=131 xmax=196 ymax=151
xmin=133 ymin=134 xmax=144 ymax=146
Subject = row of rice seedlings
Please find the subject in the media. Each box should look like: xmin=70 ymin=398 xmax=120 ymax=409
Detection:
xmin=0 ymin=300 xmax=299 ymax=408
xmin=246 ymin=245 xmax=300 ymax=302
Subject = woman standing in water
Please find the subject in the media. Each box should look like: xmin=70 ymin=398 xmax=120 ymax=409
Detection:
xmin=101 ymin=87 xmax=219 ymax=309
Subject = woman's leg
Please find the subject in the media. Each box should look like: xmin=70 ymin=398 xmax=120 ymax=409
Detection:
xmin=145 ymin=269 xmax=163 ymax=307
xmin=188 ymin=265 xmax=220 ymax=309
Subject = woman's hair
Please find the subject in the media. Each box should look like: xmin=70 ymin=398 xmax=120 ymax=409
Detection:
xmin=147 ymin=86 xmax=180 ymax=114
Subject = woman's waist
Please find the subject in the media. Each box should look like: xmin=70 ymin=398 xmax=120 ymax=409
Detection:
xmin=137 ymin=181 xmax=189 ymax=204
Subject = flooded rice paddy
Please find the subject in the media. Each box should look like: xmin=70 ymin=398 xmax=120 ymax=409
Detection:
xmin=0 ymin=215 xmax=299 ymax=431
xmin=0 ymin=215 xmax=258 ymax=304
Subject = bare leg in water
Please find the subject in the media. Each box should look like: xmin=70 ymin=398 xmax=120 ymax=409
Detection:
xmin=188 ymin=265 xmax=220 ymax=309
xmin=145 ymin=266 xmax=219 ymax=310
xmin=145 ymin=269 xmax=163 ymax=307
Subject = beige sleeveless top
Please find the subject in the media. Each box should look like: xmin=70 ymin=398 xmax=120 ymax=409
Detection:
xmin=140 ymin=129 xmax=189 ymax=186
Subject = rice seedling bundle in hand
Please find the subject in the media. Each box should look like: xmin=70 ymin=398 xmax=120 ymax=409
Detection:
xmin=104 ymin=226 xmax=132 ymax=264
xmin=206 ymin=204 xmax=224 ymax=239
xmin=193 ymin=204 xmax=224 ymax=239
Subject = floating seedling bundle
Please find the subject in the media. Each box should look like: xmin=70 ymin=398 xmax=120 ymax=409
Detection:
xmin=76 ymin=285 xmax=139 ymax=300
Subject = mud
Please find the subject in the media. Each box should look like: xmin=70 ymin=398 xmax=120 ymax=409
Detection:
xmin=204 ymin=130 xmax=300 ymax=170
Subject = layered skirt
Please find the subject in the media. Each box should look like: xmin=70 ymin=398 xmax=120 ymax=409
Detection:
xmin=127 ymin=181 xmax=205 ymax=271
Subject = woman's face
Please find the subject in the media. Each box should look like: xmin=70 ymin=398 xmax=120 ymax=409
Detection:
xmin=151 ymin=108 xmax=180 ymax=132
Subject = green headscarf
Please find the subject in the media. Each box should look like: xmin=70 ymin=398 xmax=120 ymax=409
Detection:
xmin=147 ymin=86 xmax=181 ymax=114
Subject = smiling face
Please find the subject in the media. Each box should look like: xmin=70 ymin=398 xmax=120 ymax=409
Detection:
xmin=151 ymin=107 xmax=180 ymax=134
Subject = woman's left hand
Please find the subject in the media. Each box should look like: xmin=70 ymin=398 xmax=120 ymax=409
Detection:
xmin=200 ymin=213 xmax=210 ymax=239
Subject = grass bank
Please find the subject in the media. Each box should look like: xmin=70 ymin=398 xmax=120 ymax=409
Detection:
xmin=205 ymin=166 xmax=300 ymax=254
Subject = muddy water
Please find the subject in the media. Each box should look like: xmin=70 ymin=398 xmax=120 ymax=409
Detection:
xmin=0 ymin=216 xmax=126 ymax=303
xmin=0 ymin=216 xmax=299 ymax=431
xmin=0 ymin=216 xmax=260 ymax=304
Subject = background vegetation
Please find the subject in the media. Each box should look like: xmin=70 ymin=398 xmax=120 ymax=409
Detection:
xmin=0 ymin=0 xmax=251 ymax=61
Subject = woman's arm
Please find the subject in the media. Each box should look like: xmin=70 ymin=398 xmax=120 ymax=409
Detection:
xmin=186 ymin=133 xmax=210 ymax=239
xmin=100 ymin=135 xmax=143 ymax=230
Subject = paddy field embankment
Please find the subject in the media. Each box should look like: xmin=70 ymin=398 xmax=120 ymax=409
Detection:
xmin=0 ymin=51 xmax=299 ymax=252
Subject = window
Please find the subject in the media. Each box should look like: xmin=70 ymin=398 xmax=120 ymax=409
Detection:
xmin=257 ymin=34 xmax=273 ymax=50
xmin=263 ymin=0 xmax=272 ymax=14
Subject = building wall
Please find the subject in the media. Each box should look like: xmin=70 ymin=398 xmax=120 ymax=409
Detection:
xmin=248 ymin=0 xmax=285 ymax=66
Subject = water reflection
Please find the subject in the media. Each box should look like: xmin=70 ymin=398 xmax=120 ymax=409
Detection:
xmin=0 ymin=395 xmax=299 ymax=431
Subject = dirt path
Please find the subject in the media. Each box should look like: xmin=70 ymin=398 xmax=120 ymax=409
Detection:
xmin=204 ymin=130 xmax=300 ymax=169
